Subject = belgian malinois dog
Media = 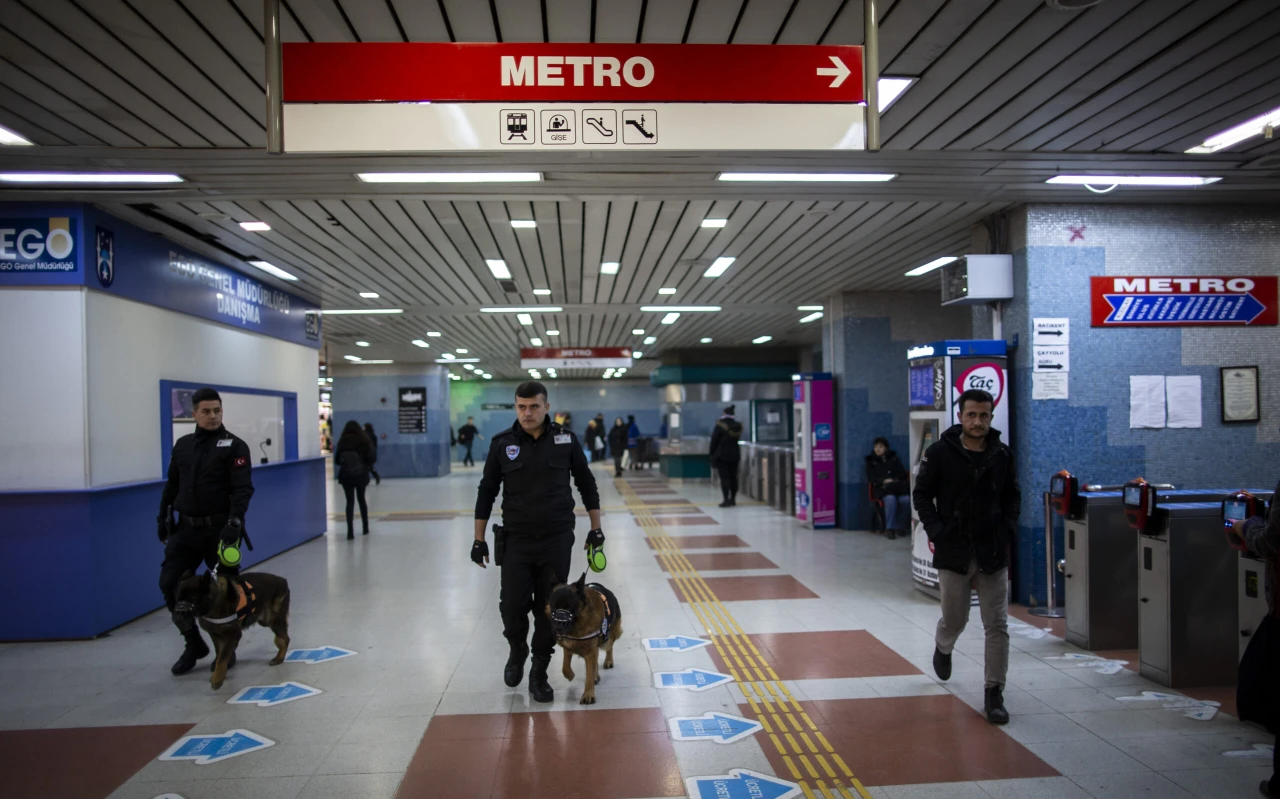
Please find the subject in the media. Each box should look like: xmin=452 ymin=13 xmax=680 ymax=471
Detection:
xmin=174 ymin=570 xmax=291 ymax=690
xmin=546 ymin=571 xmax=623 ymax=705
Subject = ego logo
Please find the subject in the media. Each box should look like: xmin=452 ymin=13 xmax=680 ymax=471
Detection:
xmin=954 ymin=363 xmax=1005 ymax=408
xmin=0 ymin=217 xmax=77 ymax=272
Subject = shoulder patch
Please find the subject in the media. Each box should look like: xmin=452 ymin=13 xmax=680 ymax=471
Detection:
xmin=234 ymin=456 xmax=249 ymax=468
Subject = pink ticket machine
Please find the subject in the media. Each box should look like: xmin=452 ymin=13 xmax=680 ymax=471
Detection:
xmin=794 ymin=373 xmax=836 ymax=529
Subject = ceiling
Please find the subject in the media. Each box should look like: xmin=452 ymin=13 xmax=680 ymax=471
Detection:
xmin=0 ymin=0 xmax=1278 ymax=379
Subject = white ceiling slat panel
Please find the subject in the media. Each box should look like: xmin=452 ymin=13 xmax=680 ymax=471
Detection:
xmin=439 ymin=0 xmax=498 ymax=42
xmin=609 ymin=201 xmax=662 ymax=304
xmin=625 ymin=200 xmax=686 ymax=303
xmin=336 ymin=0 xmax=407 ymax=41
xmin=594 ymin=0 xmax=644 ymax=43
xmin=800 ymin=204 xmax=956 ymax=297
xmin=469 ymin=200 xmax=535 ymax=296
xmin=884 ymin=0 xmax=995 ymax=76
xmin=0 ymin=62 xmax=133 ymax=146
xmin=641 ymin=0 xmax=695 ymax=43
xmin=638 ymin=199 xmax=711 ymax=303
xmin=579 ymin=202 xmax=608 ymax=304
xmin=708 ymin=202 xmax=839 ymax=304
xmin=0 ymin=107 xmax=68 ymax=145
xmin=316 ymin=202 xmax=441 ymax=306
xmin=374 ymin=200 xmax=479 ymax=306
xmin=402 ymin=201 xmax=496 ymax=306
xmin=501 ymin=201 xmax=551 ymax=297
xmin=531 ymin=201 xmax=566 ymax=299
xmin=703 ymin=201 xmax=810 ymax=304
xmin=689 ymin=200 xmax=780 ymax=304
xmin=182 ymin=0 xmax=267 ymax=82
xmin=544 ymin=0 xmax=592 ymax=41
xmin=494 ymin=0 xmax=546 ymax=43
xmin=775 ymin=0 xmax=844 ymax=45
xmin=361 ymin=201 xmax=475 ymax=305
xmin=557 ymin=202 xmax=585 ymax=304
xmin=595 ymin=201 xmax=635 ymax=304
xmin=296 ymin=200 xmax=432 ymax=305
xmin=428 ymin=201 xmax=507 ymax=303
xmin=284 ymin=0 xmax=357 ymax=41
xmin=683 ymin=0 xmax=744 ymax=43
xmin=231 ymin=0 xmax=306 ymax=41
xmin=1131 ymin=75 xmax=1280 ymax=154
xmin=386 ymin=0 xmax=452 ymax=41
xmin=343 ymin=201 xmax=453 ymax=304
xmin=833 ymin=203 xmax=986 ymax=287
xmin=732 ymin=0 xmax=796 ymax=44
xmin=876 ymin=0 xmax=945 ymax=61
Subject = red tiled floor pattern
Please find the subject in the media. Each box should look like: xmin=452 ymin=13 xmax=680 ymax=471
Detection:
xmin=657 ymin=551 xmax=778 ymax=572
xmin=668 ymin=574 xmax=819 ymax=602
xmin=397 ymin=708 xmax=684 ymax=799
xmin=743 ymin=695 xmax=1057 ymax=787
xmin=633 ymin=507 xmax=708 ymax=516
xmin=641 ymin=497 xmax=692 ymax=505
xmin=709 ymin=630 xmax=921 ymax=680
xmin=644 ymin=534 xmax=749 ymax=549
xmin=637 ymin=515 xmax=719 ymax=526
xmin=0 ymin=724 xmax=194 ymax=799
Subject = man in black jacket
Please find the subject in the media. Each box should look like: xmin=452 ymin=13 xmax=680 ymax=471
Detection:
xmin=457 ymin=417 xmax=482 ymax=467
xmin=709 ymin=405 xmax=743 ymax=507
xmin=158 ymin=387 xmax=255 ymax=676
xmin=471 ymin=382 xmax=602 ymax=703
xmin=912 ymin=388 xmax=1020 ymax=724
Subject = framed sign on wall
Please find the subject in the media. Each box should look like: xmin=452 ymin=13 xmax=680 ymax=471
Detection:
xmin=1220 ymin=366 xmax=1259 ymax=424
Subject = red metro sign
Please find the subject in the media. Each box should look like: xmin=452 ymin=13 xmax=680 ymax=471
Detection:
xmin=520 ymin=347 xmax=634 ymax=369
xmin=1091 ymin=276 xmax=1278 ymax=327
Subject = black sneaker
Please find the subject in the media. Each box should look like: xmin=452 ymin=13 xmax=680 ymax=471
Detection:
xmin=985 ymin=685 xmax=1010 ymax=725
xmin=504 ymin=645 xmax=528 ymax=688
xmin=932 ymin=647 xmax=952 ymax=681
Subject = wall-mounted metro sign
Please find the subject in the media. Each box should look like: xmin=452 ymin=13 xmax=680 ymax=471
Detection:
xmin=281 ymin=43 xmax=865 ymax=152
xmin=1090 ymin=276 xmax=1278 ymax=327
xmin=521 ymin=347 xmax=633 ymax=369
xmin=0 ymin=217 xmax=77 ymax=272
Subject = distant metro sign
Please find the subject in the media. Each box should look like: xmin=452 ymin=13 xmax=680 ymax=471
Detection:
xmin=280 ymin=43 xmax=865 ymax=152
xmin=521 ymin=347 xmax=633 ymax=369
xmin=1091 ymin=276 xmax=1278 ymax=327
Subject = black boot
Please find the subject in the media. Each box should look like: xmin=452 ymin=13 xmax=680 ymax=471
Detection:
xmin=171 ymin=628 xmax=210 ymax=676
xmin=932 ymin=647 xmax=951 ymax=681
xmin=362 ymin=524 xmax=369 ymax=536
xmin=985 ymin=685 xmax=1010 ymax=725
xmin=347 ymin=525 xmax=354 ymax=540
xmin=729 ymin=491 xmax=737 ymax=506
xmin=504 ymin=644 xmax=528 ymax=688
xmin=528 ymin=655 xmax=554 ymax=703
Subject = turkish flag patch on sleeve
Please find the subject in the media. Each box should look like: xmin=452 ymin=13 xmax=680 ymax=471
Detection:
xmin=234 ymin=457 xmax=249 ymax=468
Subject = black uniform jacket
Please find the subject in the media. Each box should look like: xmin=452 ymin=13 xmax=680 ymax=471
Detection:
xmin=476 ymin=419 xmax=600 ymax=535
xmin=912 ymin=424 xmax=1020 ymax=576
xmin=709 ymin=416 xmax=743 ymax=464
xmin=159 ymin=425 xmax=255 ymax=520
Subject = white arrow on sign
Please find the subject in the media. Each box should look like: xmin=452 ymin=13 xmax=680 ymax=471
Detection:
xmin=816 ymin=56 xmax=851 ymax=88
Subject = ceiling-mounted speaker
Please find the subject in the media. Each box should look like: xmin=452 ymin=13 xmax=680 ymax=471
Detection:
xmin=940 ymin=255 xmax=1014 ymax=307
xmin=1046 ymin=0 xmax=1106 ymax=8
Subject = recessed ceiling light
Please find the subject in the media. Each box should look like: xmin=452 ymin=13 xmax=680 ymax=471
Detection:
xmin=905 ymin=256 xmax=957 ymax=277
xmin=411 ymin=339 xmax=429 ymax=348
xmin=532 ymin=288 xmax=551 ymax=296
xmin=632 ymin=329 xmax=645 ymax=335
xmin=438 ymin=357 xmax=479 ymax=363
xmin=661 ymin=313 xmax=680 ymax=325
xmin=239 ymin=221 xmax=271 ymax=232
xmin=658 ymin=287 xmax=677 ymax=295
xmin=632 ymin=351 xmax=643 ymax=359
xmin=797 ymin=305 xmax=823 ymax=311
xmin=717 ymin=172 xmax=896 ymax=182
xmin=441 ymin=353 xmax=456 ymax=360
xmin=701 ymin=218 xmax=728 ymax=228
xmin=643 ymin=336 xmax=657 ymax=345
xmin=800 ymin=312 xmax=824 ymax=323
xmin=530 ymin=337 xmax=543 ymax=346
xmin=753 ymin=335 xmax=773 ymax=344
xmin=517 ymin=314 xmax=533 ymax=326
xmin=483 ymin=374 xmax=492 ymax=379
xmin=464 ymin=364 xmax=475 ymax=370
xmin=0 ymin=172 xmax=184 ymax=183
xmin=0 ymin=125 xmax=33 ymax=146
xmin=355 ymin=341 xmax=370 ymax=347
xmin=1187 ymin=105 xmax=1280 ymax=154
xmin=546 ymin=330 xmax=560 ymax=336
xmin=456 ymin=348 xmax=468 ymax=354
xmin=480 ymin=306 xmax=564 ymax=313
xmin=877 ymin=77 xmax=916 ymax=113
xmin=600 ymin=262 xmax=620 ymax=275
xmin=703 ymin=257 xmax=736 ymax=277
xmin=319 ymin=309 xmax=404 ymax=315
xmin=354 ymin=359 xmax=393 ymax=364
xmin=359 ymin=292 xmax=380 ymax=299
xmin=510 ymin=220 xmax=537 ymax=228
xmin=640 ymin=305 xmax=720 ymax=312
xmin=700 ymin=337 xmax=713 ymax=343
xmin=356 ymin=172 xmax=542 ymax=183
xmin=426 ymin=331 xmax=441 ymax=337
xmin=343 ymin=355 xmax=361 ymax=361
xmin=247 ymin=260 xmax=299 ymax=281
xmin=1046 ymin=175 xmax=1222 ymax=186
xmin=486 ymin=259 xmax=512 ymax=279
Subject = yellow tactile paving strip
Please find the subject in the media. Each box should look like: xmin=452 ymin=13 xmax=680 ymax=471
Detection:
xmin=617 ymin=477 xmax=872 ymax=799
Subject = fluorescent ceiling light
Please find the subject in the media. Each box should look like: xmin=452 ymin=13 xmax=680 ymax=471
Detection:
xmin=486 ymin=259 xmax=512 ymax=279
xmin=700 ymin=337 xmax=713 ymax=343
xmin=632 ymin=329 xmax=645 ymax=335
xmin=753 ymin=336 xmax=773 ymax=344
xmin=456 ymin=348 xmax=468 ymax=353
xmin=632 ymin=351 xmax=643 ymax=359
xmin=602 ymin=374 xmax=611 ymax=380
xmin=800 ymin=312 xmax=824 ymax=323
xmin=355 ymin=359 xmax=393 ymax=364
xmin=878 ymin=77 xmax=915 ymax=113
xmin=1186 ymin=105 xmax=1280 ymax=153
xmin=1045 ymin=175 xmax=1222 ymax=186
xmin=661 ymin=313 xmax=680 ymax=325
xmin=437 ymin=357 xmax=480 ymax=363
xmin=247 ymin=260 xmax=299 ymax=281
xmin=464 ymin=364 xmax=475 ymax=370
xmin=640 ymin=305 xmax=720 ymax=312
xmin=510 ymin=220 xmax=537 ymax=228
xmin=319 ymin=308 xmax=403 ymax=315
xmin=480 ymin=307 xmax=563 ymax=313
xmin=359 ymin=291 xmax=380 ymax=298
xmin=483 ymin=374 xmax=492 ymax=379
xmin=343 ymin=355 xmax=361 ymax=361
xmin=0 ymin=125 xmax=33 ymax=145
xmin=718 ymin=172 xmax=896 ymax=183
xmin=530 ymin=337 xmax=543 ymax=346
xmin=411 ymin=339 xmax=429 ymax=348
xmin=658 ymin=287 xmax=677 ymax=295
xmin=905 ymin=256 xmax=957 ymax=277
xmin=701 ymin=218 xmax=728 ymax=228
xmin=601 ymin=262 xmax=620 ymax=275
xmin=545 ymin=330 xmax=560 ymax=336
xmin=533 ymin=288 xmax=551 ymax=296
xmin=441 ymin=353 xmax=455 ymax=360
xmin=0 ymin=172 xmax=184 ymax=183
xmin=355 ymin=341 xmax=370 ymax=347
xmin=643 ymin=336 xmax=657 ymax=345
xmin=356 ymin=172 xmax=541 ymax=183
xmin=239 ymin=221 xmax=271 ymax=231
xmin=517 ymin=314 xmax=533 ymax=326
xmin=797 ymin=305 xmax=823 ymax=311
xmin=703 ymin=257 xmax=736 ymax=277
xmin=426 ymin=331 xmax=441 ymax=337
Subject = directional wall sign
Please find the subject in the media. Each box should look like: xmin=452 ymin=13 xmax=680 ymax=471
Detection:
xmin=284 ymin=646 xmax=356 ymax=664
xmin=686 ymin=769 xmax=801 ymax=799
xmin=643 ymin=635 xmax=712 ymax=652
xmin=654 ymin=668 xmax=734 ymax=692
xmin=227 ymin=682 xmax=321 ymax=707
xmin=1090 ymin=276 xmax=1278 ymax=327
xmin=669 ymin=712 xmax=763 ymax=744
xmin=1032 ymin=345 xmax=1069 ymax=373
xmin=1033 ymin=318 xmax=1070 ymax=345
xmin=281 ymin=43 xmax=866 ymax=152
xmin=158 ymin=729 xmax=274 ymax=764
xmin=521 ymin=347 xmax=634 ymax=369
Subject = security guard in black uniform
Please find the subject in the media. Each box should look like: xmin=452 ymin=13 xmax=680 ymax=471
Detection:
xmin=157 ymin=387 xmax=255 ymax=675
xmin=472 ymin=381 xmax=603 ymax=703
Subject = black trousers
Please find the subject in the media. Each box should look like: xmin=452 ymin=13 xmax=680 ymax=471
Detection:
xmin=499 ymin=531 xmax=573 ymax=659
xmin=342 ymin=482 xmax=369 ymax=531
xmin=463 ymin=442 xmax=475 ymax=466
xmin=716 ymin=461 xmax=740 ymax=500
xmin=159 ymin=523 xmax=221 ymax=616
xmin=613 ymin=452 xmax=624 ymax=475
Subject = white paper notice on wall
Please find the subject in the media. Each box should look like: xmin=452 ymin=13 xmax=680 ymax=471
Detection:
xmin=1033 ymin=345 xmax=1070 ymax=373
xmin=1033 ymin=372 xmax=1069 ymax=400
xmin=1130 ymin=376 xmax=1166 ymax=429
xmin=1033 ymin=318 xmax=1070 ymax=345
xmin=1165 ymin=375 xmax=1202 ymax=429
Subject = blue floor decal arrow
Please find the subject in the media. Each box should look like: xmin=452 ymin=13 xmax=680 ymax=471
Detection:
xmin=653 ymin=668 xmax=733 ymax=691
xmin=284 ymin=645 xmax=356 ymax=664
xmin=158 ymin=729 xmax=274 ymax=764
xmin=642 ymin=634 xmax=712 ymax=652
xmin=686 ymin=769 xmax=801 ymax=799
xmin=668 ymin=712 xmax=762 ymax=743
xmin=227 ymin=682 xmax=321 ymax=707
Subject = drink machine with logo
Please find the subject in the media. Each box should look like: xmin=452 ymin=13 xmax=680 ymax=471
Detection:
xmin=907 ymin=340 xmax=1010 ymax=597
xmin=794 ymin=373 xmax=836 ymax=529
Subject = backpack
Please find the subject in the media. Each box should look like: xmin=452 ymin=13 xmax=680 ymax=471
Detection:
xmin=338 ymin=448 xmax=367 ymax=481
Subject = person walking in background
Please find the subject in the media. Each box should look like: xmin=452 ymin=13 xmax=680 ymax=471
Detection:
xmin=626 ymin=415 xmax=641 ymax=470
xmin=584 ymin=418 xmax=602 ymax=462
xmin=457 ymin=416 xmax=482 ymax=467
xmin=594 ymin=413 xmax=606 ymax=459
xmin=866 ymin=437 xmax=911 ymax=539
xmin=362 ymin=423 xmax=381 ymax=485
xmin=335 ymin=421 xmax=375 ymax=540
xmin=709 ymin=405 xmax=743 ymax=507
xmin=608 ymin=417 xmax=628 ymax=477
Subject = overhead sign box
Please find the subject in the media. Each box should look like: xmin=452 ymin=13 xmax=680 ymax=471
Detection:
xmin=281 ymin=43 xmax=865 ymax=152
xmin=1090 ymin=276 xmax=1278 ymax=327
xmin=521 ymin=347 xmax=633 ymax=369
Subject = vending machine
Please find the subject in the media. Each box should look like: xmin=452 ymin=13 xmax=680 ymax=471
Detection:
xmin=794 ymin=373 xmax=836 ymax=529
xmin=907 ymin=340 xmax=1010 ymax=597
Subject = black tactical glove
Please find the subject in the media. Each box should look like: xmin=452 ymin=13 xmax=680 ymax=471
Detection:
xmin=220 ymin=517 xmax=243 ymax=546
xmin=586 ymin=528 xmax=605 ymax=549
xmin=471 ymin=539 xmax=490 ymax=568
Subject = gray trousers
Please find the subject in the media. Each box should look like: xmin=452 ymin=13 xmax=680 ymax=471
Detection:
xmin=935 ymin=558 xmax=1010 ymax=689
